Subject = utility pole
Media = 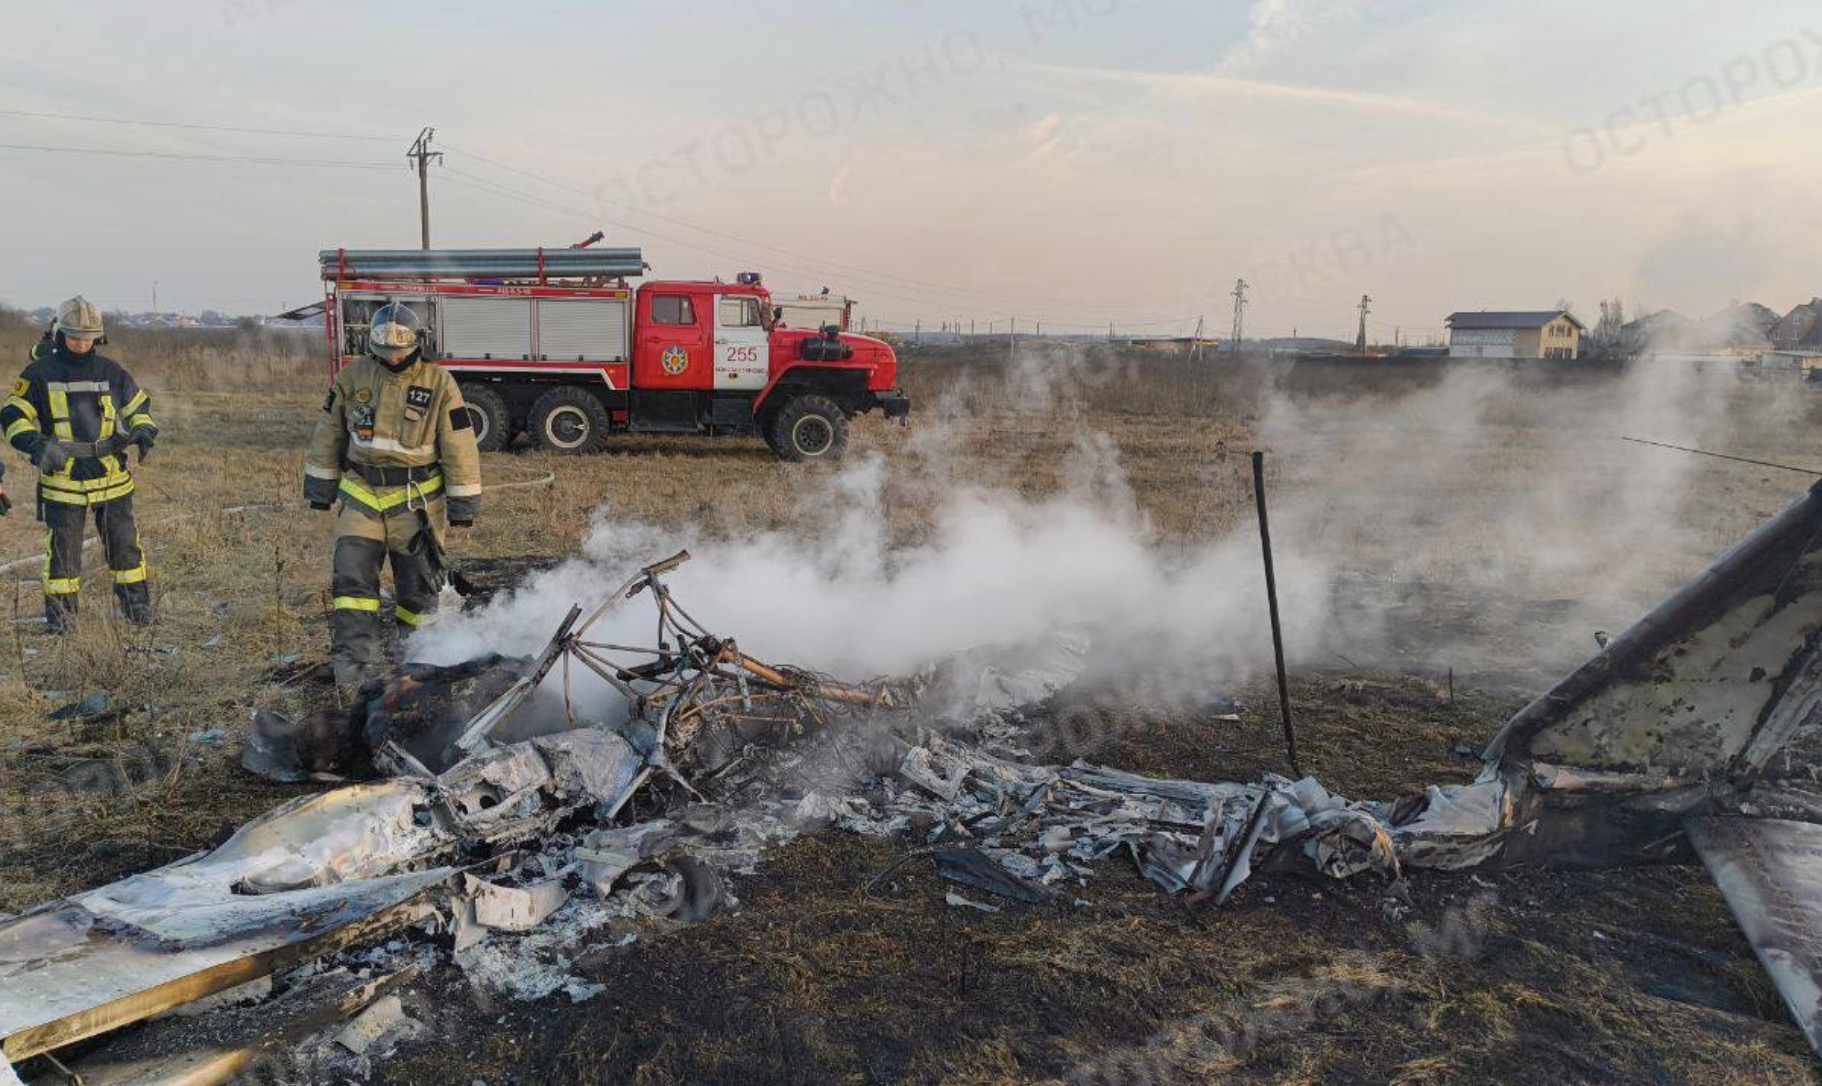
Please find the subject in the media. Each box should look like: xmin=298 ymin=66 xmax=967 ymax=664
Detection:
xmin=1355 ymin=294 xmax=1372 ymax=353
xmin=1190 ymin=315 xmax=1206 ymax=361
xmin=1230 ymin=279 xmax=1249 ymax=353
xmin=151 ymin=281 xmax=158 ymax=313
xmin=408 ymin=127 xmax=442 ymax=250
xmin=914 ymin=319 xmax=921 ymax=345
xmin=1008 ymin=316 xmax=1016 ymax=363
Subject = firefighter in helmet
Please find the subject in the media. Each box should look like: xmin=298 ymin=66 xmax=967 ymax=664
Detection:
xmin=1 ymin=296 xmax=155 ymax=631
xmin=304 ymin=301 xmax=481 ymax=687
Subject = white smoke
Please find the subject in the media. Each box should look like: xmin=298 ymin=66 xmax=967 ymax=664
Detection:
xmin=415 ymin=338 xmax=1813 ymax=720
xmin=416 ymin=433 xmax=1333 ymax=720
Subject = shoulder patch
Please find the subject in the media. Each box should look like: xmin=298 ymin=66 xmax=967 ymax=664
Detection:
xmin=9 ymin=377 xmax=28 ymax=400
xmin=406 ymin=386 xmax=434 ymax=411
xmin=450 ymin=406 xmax=473 ymax=431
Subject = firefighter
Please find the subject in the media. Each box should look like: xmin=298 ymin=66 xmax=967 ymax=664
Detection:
xmin=2 ymin=297 xmax=155 ymax=632
xmin=304 ymin=302 xmax=481 ymax=687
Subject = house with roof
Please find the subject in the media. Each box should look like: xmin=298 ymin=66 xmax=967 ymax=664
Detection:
xmin=1446 ymin=310 xmax=1584 ymax=360
xmin=1772 ymin=299 xmax=1822 ymax=352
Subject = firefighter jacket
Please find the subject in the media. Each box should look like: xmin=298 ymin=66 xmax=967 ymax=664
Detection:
xmin=2 ymin=345 xmax=155 ymax=506
xmin=304 ymin=353 xmax=482 ymax=523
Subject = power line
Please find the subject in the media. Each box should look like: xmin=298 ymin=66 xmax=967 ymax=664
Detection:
xmin=0 ymin=109 xmax=1200 ymax=329
xmin=437 ymin=165 xmax=1150 ymax=324
xmin=440 ymin=142 xmax=1033 ymax=301
xmin=0 ymin=107 xmax=395 ymax=142
xmin=0 ymin=142 xmax=397 ymax=168
xmin=439 ymin=141 xmax=1112 ymax=313
xmin=439 ymin=167 xmax=1042 ymax=316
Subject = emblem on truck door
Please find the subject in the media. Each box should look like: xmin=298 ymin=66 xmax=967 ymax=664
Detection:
xmin=660 ymin=346 xmax=689 ymax=376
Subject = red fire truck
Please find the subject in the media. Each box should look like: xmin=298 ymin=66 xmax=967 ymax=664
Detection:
xmin=309 ymin=246 xmax=908 ymax=461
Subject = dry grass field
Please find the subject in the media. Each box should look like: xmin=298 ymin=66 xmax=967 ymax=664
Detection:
xmin=3 ymin=321 xmax=1822 ymax=1083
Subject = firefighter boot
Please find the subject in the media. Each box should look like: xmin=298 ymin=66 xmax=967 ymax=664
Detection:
xmin=115 ymin=582 xmax=154 ymax=626
xmin=96 ymin=498 xmax=152 ymax=625
xmin=44 ymin=594 xmax=77 ymax=635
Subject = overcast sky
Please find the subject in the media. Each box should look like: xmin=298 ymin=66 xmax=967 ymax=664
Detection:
xmin=3 ymin=0 xmax=1820 ymax=340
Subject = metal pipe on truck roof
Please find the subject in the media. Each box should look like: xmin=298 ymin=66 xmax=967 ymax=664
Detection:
xmin=318 ymin=248 xmax=646 ymax=281
xmin=321 ymin=248 xmax=645 ymax=261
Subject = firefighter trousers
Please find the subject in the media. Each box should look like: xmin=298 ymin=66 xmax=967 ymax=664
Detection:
xmin=42 ymin=493 xmax=151 ymax=630
xmin=330 ymin=497 xmax=447 ymax=681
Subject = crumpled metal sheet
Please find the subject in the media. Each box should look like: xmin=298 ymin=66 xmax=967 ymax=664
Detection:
xmin=0 ymin=871 xmax=445 ymax=1061
xmin=933 ymin=849 xmax=1055 ymax=904
xmin=0 ymin=779 xmax=453 ymax=1058
xmin=1380 ymin=779 xmax=1512 ymax=871
xmin=1488 ymin=481 xmax=1822 ymax=778
xmin=1687 ymin=816 xmax=1822 ymax=1058
xmin=533 ymin=730 xmax=645 ymax=813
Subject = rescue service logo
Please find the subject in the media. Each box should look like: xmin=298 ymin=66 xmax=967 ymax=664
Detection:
xmin=661 ymin=345 xmax=690 ymax=376
xmin=9 ymin=377 xmax=27 ymax=399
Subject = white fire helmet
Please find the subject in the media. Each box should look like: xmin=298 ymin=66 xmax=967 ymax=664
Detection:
xmin=368 ymin=302 xmax=422 ymax=364
xmin=56 ymin=296 xmax=104 ymax=338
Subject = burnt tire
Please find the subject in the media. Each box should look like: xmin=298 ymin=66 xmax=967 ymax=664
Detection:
xmin=530 ymin=386 xmax=611 ymax=455
xmin=767 ymin=394 xmax=849 ymax=463
xmin=457 ymin=383 xmax=511 ymax=453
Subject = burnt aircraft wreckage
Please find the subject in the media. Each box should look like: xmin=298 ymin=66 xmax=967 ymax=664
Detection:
xmin=9 ymin=481 xmax=1822 ymax=1081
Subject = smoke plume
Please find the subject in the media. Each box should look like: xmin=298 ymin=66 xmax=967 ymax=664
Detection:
xmin=416 ymin=338 xmax=1821 ymax=717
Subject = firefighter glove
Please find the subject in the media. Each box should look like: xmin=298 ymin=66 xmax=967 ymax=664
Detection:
xmin=447 ymin=495 xmax=478 ymax=528
xmin=0 ymin=487 xmax=10 ymax=517
xmin=33 ymin=441 xmax=70 ymax=475
xmin=131 ymin=425 xmax=155 ymax=462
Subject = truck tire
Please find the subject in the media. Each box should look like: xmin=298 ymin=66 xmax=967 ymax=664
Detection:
xmin=530 ymin=386 xmax=611 ymax=455
xmin=458 ymin=383 xmax=511 ymax=453
xmin=768 ymin=394 xmax=848 ymax=462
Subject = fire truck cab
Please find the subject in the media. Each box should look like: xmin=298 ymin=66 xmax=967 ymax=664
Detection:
xmin=317 ymin=247 xmax=908 ymax=462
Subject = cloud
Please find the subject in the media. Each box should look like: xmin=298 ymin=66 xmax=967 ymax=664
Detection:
xmin=1220 ymin=0 xmax=1380 ymax=73
xmin=1020 ymin=60 xmax=1552 ymax=134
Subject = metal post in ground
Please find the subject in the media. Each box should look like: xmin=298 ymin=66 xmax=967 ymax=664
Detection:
xmin=1252 ymin=450 xmax=1302 ymax=779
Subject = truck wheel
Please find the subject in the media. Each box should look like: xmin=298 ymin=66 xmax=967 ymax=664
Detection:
xmin=768 ymin=394 xmax=849 ymax=462
xmin=458 ymin=383 xmax=511 ymax=453
xmin=530 ymin=386 xmax=611 ymax=455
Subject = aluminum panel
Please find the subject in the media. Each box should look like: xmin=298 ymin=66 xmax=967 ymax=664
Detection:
xmin=442 ymin=297 xmax=533 ymax=361
xmin=1686 ymin=816 xmax=1822 ymax=1058
xmin=536 ymin=298 xmax=629 ymax=362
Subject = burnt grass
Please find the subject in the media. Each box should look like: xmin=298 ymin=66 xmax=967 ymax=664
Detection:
xmin=368 ymin=676 xmax=1816 ymax=1086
